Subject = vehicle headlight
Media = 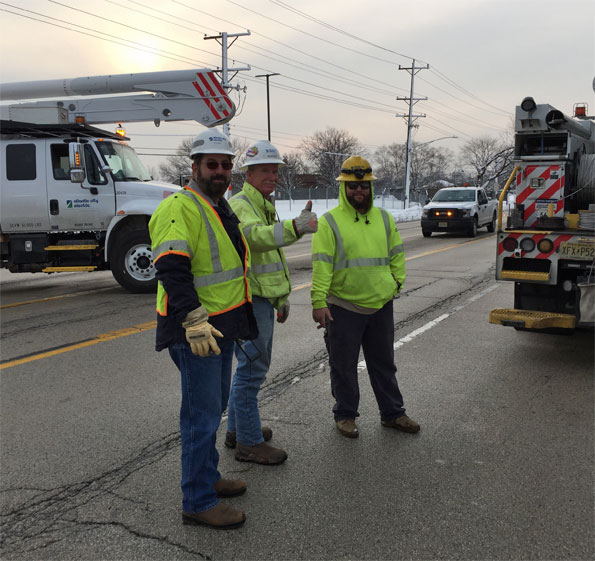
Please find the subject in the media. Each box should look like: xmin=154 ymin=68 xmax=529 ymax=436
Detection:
xmin=461 ymin=209 xmax=471 ymax=216
xmin=422 ymin=210 xmax=428 ymax=218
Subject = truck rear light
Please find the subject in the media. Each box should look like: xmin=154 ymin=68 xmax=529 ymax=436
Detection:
xmin=520 ymin=238 xmax=536 ymax=253
xmin=537 ymin=239 xmax=554 ymax=253
xmin=502 ymin=237 xmax=518 ymax=252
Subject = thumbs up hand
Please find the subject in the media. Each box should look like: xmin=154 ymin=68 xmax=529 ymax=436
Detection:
xmin=293 ymin=200 xmax=318 ymax=235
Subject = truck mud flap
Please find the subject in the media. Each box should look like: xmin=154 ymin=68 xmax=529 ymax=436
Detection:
xmin=489 ymin=308 xmax=576 ymax=330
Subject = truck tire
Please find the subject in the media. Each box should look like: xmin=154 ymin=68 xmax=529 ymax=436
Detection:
xmin=467 ymin=216 xmax=478 ymax=237
xmin=109 ymin=227 xmax=157 ymax=293
xmin=422 ymin=230 xmax=432 ymax=238
xmin=487 ymin=212 xmax=497 ymax=232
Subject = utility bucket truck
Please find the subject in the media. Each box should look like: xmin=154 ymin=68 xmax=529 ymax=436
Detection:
xmin=489 ymin=97 xmax=595 ymax=332
xmin=0 ymin=69 xmax=235 ymax=292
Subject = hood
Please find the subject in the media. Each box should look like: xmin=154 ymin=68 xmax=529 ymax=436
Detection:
xmin=338 ymin=180 xmax=375 ymax=217
xmin=114 ymin=179 xmax=181 ymax=200
xmin=423 ymin=201 xmax=476 ymax=210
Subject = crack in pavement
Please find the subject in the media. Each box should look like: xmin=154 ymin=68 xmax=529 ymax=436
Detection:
xmin=0 ymin=432 xmax=209 ymax=559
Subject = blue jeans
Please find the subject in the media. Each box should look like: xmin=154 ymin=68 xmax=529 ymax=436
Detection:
xmin=227 ymin=296 xmax=274 ymax=446
xmin=168 ymin=338 xmax=234 ymax=513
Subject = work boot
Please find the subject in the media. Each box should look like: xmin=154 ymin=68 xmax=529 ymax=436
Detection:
xmin=214 ymin=478 xmax=247 ymax=498
xmin=336 ymin=419 xmax=359 ymax=438
xmin=235 ymin=442 xmax=287 ymax=465
xmin=182 ymin=503 xmax=246 ymax=530
xmin=224 ymin=426 xmax=273 ymax=449
xmin=381 ymin=415 xmax=420 ymax=433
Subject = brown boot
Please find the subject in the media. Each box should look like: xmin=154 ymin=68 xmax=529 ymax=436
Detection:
xmin=224 ymin=426 xmax=273 ymax=449
xmin=336 ymin=419 xmax=359 ymax=438
xmin=381 ymin=415 xmax=420 ymax=433
xmin=235 ymin=442 xmax=287 ymax=465
xmin=214 ymin=478 xmax=247 ymax=498
xmin=182 ymin=502 xmax=246 ymax=529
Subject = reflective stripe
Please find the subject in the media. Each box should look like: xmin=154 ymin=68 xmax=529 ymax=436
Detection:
xmin=252 ymin=261 xmax=284 ymax=274
xmin=193 ymin=265 xmax=246 ymax=288
xmin=312 ymin=252 xmax=334 ymax=264
xmin=242 ymin=225 xmax=254 ymax=237
xmin=380 ymin=209 xmax=391 ymax=255
xmin=274 ymin=222 xmax=286 ymax=248
xmin=341 ymin=257 xmax=389 ymax=269
xmin=390 ymin=244 xmax=404 ymax=257
xmin=152 ymin=239 xmax=193 ymax=259
xmin=180 ymin=189 xmax=222 ymax=272
xmin=324 ymin=214 xmax=347 ymax=268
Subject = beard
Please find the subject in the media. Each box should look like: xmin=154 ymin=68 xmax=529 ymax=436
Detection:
xmin=195 ymin=170 xmax=229 ymax=200
xmin=346 ymin=191 xmax=371 ymax=212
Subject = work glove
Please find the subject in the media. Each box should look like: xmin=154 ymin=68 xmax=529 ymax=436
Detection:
xmin=293 ymin=200 xmax=318 ymax=235
xmin=182 ymin=306 xmax=223 ymax=357
xmin=276 ymin=301 xmax=290 ymax=323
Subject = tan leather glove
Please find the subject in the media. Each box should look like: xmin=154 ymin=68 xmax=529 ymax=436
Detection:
xmin=276 ymin=301 xmax=290 ymax=323
xmin=182 ymin=306 xmax=223 ymax=357
xmin=293 ymin=200 xmax=318 ymax=235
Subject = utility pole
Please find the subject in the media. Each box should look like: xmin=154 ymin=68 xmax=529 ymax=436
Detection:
xmin=396 ymin=59 xmax=429 ymax=208
xmin=204 ymin=31 xmax=251 ymax=137
xmin=255 ymin=73 xmax=280 ymax=141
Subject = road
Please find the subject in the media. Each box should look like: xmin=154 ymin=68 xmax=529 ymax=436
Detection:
xmin=1 ymin=222 xmax=593 ymax=561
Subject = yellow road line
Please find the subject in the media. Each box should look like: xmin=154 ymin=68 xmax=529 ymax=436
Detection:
xmin=1 ymin=321 xmax=156 ymax=371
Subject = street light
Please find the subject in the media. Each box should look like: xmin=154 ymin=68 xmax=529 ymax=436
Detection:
xmin=404 ymin=135 xmax=457 ymax=208
xmin=255 ymin=73 xmax=280 ymax=141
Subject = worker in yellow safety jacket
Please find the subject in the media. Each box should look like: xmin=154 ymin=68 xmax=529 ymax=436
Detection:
xmin=225 ymin=139 xmax=318 ymax=465
xmin=149 ymin=129 xmax=257 ymax=530
xmin=311 ymin=155 xmax=420 ymax=439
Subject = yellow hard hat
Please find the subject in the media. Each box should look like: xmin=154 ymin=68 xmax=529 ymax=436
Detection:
xmin=336 ymin=155 xmax=376 ymax=181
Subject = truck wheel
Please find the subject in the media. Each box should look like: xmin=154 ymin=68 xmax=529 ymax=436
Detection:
xmin=109 ymin=227 xmax=157 ymax=293
xmin=487 ymin=212 xmax=497 ymax=232
xmin=467 ymin=216 xmax=478 ymax=237
xmin=422 ymin=230 xmax=432 ymax=238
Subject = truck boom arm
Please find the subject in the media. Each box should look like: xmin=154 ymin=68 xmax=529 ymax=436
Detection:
xmin=0 ymin=69 xmax=235 ymax=127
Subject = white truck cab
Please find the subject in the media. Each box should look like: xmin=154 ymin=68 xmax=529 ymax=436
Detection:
xmin=0 ymin=69 xmax=236 ymax=292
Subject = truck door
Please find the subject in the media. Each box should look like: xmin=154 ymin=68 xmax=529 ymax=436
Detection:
xmin=0 ymin=140 xmax=50 ymax=232
xmin=46 ymin=142 xmax=115 ymax=231
xmin=477 ymin=189 xmax=489 ymax=223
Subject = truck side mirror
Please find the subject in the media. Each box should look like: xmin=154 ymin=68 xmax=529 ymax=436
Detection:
xmin=68 ymin=143 xmax=86 ymax=183
xmin=425 ymin=198 xmax=431 ymax=205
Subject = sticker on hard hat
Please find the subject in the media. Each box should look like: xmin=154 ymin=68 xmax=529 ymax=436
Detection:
xmin=209 ymin=136 xmax=227 ymax=142
xmin=246 ymin=146 xmax=259 ymax=158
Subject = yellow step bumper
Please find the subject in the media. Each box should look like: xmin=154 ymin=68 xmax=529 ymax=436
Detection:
xmin=489 ymin=309 xmax=576 ymax=330
xmin=42 ymin=266 xmax=97 ymax=272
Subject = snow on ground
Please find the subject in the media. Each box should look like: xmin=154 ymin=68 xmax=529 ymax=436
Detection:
xmin=273 ymin=198 xmax=423 ymax=223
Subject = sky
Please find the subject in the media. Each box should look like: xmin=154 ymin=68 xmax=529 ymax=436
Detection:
xmin=1 ymin=0 xmax=593 ymax=174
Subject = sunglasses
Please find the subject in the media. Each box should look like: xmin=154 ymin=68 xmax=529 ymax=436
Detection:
xmin=345 ymin=181 xmax=371 ymax=190
xmin=205 ymin=160 xmax=233 ymax=170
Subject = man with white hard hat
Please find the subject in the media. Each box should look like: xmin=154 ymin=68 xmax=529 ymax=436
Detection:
xmin=224 ymin=139 xmax=318 ymax=465
xmin=149 ymin=129 xmax=258 ymax=529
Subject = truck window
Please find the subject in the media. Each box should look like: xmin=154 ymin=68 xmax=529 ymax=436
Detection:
xmin=478 ymin=191 xmax=488 ymax=205
xmin=6 ymin=144 xmax=36 ymax=180
xmin=83 ymin=144 xmax=108 ymax=185
xmin=50 ymin=144 xmax=70 ymax=180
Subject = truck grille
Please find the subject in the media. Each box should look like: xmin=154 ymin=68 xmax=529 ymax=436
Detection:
xmin=429 ymin=209 xmax=461 ymax=219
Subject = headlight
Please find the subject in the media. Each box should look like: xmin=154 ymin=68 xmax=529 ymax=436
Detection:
xmin=461 ymin=209 xmax=471 ymax=217
xmin=422 ymin=210 xmax=428 ymax=218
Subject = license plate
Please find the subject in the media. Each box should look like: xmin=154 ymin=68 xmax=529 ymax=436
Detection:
xmin=559 ymin=241 xmax=595 ymax=260
xmin=438 ymin=221 xmax=448 ymax=227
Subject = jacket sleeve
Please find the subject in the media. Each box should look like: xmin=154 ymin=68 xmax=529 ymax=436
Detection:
xmin=310 ymin=215 xmax=336 ymax=309
xmin=230 ymin=198 xmax=299 ymax=252
xmin=149 ymin=196 xmax=200 ymax=321
xmin=388 ymin=214 xmax=406 ymax=290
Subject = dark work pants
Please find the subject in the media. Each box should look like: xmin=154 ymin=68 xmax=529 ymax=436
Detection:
xmin=326 ymin=301 xmax=405 ymax=422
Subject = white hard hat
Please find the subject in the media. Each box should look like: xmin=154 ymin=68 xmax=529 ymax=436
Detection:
xmin=190 ymin=129 xmax=234 ymax=157
xmin=240 ymin=140 xmax=285 ymax=170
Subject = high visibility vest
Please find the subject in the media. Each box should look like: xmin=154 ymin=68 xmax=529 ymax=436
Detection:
xmin=229 ymin=182 xmax=298 ymax=305
xmin=311 ymin=200 xmax=405 ymax=310
xmin=150 ymin=186 xmax=251 ymax=317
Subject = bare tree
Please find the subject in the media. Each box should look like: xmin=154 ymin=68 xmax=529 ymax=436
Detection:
xmin=277 ymin=152 xmax=308 ymax=200
xmin=374 ymin=143 xmax=406 ymax=196
xmin=461 ymin=135 xmax=514 ymax=193
xmin=299 ymin=127 xmax=363 ymax=195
